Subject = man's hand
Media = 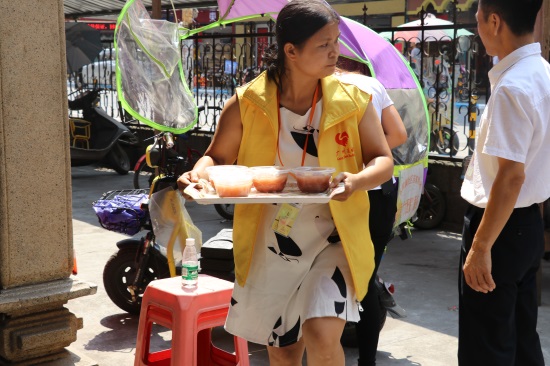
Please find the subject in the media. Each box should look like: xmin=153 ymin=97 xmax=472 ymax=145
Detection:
xmin=463 ymin=248 xmax=496 ymax=293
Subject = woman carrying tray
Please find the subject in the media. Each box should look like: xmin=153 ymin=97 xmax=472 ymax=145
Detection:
xmin=177 ymin=1 xmax=393 ymax=364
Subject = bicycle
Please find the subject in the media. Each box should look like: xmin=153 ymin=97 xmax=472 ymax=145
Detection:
xmin=426 ymin=87 xmax=460 ymax=155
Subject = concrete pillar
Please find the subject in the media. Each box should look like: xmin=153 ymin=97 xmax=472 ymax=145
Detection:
xmin=0 ymin=1 xmax=96 ymax=364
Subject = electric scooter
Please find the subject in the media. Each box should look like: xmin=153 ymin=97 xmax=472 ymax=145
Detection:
xmin=68 ymin=89 xmax=139 ymax=174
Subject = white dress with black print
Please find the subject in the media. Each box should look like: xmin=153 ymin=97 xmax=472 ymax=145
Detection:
xmin=225 ymin=98 xmax=360 ymax=347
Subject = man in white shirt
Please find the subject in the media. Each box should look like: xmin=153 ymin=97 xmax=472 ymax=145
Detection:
xmin=459 ymin=0 xmax=550 ymax=365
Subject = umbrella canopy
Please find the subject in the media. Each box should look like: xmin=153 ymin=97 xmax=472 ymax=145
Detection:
xmin=218 ymin=0 xmax=288 ymax=20
xmin=65 ymin=22 xmax=103 ymax=73
xmin=379 ymin=13 xmax=473 ymax=42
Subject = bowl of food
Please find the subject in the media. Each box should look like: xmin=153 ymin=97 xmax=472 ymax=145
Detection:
xmin=291 ymin=167 xmax=335 ymax=193
xmin=250 ymin=166 xmax=290 ymax=193
xmin=205 ymin=165 xmax=253 ymax=197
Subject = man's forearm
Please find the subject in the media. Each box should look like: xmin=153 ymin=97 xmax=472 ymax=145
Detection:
xmin=472 ymin=161 xmax=524 ymax=252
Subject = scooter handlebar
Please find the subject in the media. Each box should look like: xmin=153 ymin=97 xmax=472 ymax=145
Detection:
xmin=164 ymin=132 xmax=175 ymax=149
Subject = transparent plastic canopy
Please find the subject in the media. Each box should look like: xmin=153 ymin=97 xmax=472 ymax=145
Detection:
xmin=115 ymin=0 xmax=197 ymax=133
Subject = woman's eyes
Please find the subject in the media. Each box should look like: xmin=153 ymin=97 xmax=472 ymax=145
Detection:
xmin=319 ymin=39 xmax=339 ymax=48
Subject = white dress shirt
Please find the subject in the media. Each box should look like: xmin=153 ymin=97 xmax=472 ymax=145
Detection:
xmin=461 ymin=43 xmax=550 ymax=208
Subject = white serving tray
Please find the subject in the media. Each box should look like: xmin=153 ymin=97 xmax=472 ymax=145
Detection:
xmin=184 ymin=182 xmax=344 ymax=204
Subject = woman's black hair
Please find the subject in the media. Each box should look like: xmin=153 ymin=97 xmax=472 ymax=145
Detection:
xmin=263 ymin=0 xmax=340 ymax=89
xmin=479 ymin=0 xmax=542 ymax=36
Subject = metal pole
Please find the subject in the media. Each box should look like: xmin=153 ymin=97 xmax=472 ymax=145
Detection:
xmin=362 ymin=4 xmax=368 ymax=26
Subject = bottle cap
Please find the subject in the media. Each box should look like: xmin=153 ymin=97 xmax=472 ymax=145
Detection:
xmin=186 ymin=238 xmax=195 ymax=246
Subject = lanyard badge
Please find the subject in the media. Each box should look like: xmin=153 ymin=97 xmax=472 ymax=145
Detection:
xmin=272 ymin=203 xmax=303 ymax=237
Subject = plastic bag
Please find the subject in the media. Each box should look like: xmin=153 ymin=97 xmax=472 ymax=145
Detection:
xmin=93 ymin=192 xmax=149 ymax=235
xmin=148 ymin=187 xmax=202 ymax=265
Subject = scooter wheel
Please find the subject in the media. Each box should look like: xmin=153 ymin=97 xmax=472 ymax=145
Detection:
xmin=414 ymin=183 xmax=446 ymax=230
xmin=103 ymin=247 xmax=170 ymax=315
xmin=107 ymin=143 xmax=131 ymax=175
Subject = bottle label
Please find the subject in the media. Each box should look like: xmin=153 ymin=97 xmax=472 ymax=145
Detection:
xmin=182 ymin=263 xmax=199 ymax=281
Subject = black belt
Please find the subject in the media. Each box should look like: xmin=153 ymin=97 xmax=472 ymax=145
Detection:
xmin=381 ymin=178 xmax=395 ymax=195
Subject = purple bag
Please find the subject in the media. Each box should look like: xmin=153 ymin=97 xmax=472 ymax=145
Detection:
xmin=93 ymin=191 xmax=149 ymax=235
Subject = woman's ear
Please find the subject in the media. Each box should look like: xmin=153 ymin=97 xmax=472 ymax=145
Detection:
xmin=284 ymin=43 xmax=297 ymax=62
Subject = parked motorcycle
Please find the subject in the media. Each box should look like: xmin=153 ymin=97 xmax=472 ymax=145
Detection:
xmin=94 ymin=131 xmax=186 ymax=314
xmin=68 ymin=89 xmax=139 ymax=174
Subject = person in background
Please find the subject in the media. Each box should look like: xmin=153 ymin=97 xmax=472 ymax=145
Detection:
xmin=336 ymin=62 xmax=407 ymax=366
xmin=178 ymin=1 xmax=394 ymax=365
xmin=459 ymin=0 xmax=550 ymax=365
xmin=409 ymin=41 xmax=422 ymax=78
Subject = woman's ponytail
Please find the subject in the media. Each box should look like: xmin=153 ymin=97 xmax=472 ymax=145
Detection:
xmin=263 ymin=43 xmax=284 ymax=89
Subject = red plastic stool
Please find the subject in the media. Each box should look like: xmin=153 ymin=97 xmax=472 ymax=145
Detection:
xmin=134 ymin=274 xmax=249 ymax=366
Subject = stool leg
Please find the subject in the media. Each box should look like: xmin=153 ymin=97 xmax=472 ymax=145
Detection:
xmin=172 ymin=319 xmax=197 ymax=366
xmin=234 ymin=337 xmax=250 ymax=366
xmin=134 ymin=316 xmax=154 ymax=365
xmin=207 ymin=333 xmax=250 ymax=366
xmin=197 ymin=329 xmax=212 ymax=366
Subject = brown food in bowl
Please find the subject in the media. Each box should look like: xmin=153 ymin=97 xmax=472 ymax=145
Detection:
xmin=295 ymin=174 xmax=331 ymax=193
xmin=292 ymin=167 xmax=335 ymax=193
xmin=251 ymin=166 xmax=290 ymax=193
xmin=253 ymin=175 xmax=288 ymax=193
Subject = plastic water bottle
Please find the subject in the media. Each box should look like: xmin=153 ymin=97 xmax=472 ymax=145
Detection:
xmin=181 ymin=238 xmax=199 ymax=288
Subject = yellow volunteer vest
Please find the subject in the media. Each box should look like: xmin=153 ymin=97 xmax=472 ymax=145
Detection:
xmin=233 ymin=72 xmax=374 ymax=301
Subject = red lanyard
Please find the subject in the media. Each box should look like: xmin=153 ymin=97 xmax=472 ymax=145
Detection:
xmin=276 ymin=82 xmax=320 ymax=167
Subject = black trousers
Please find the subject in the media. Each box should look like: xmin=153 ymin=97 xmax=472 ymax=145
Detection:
xmin=356 ymin=186 xmax=398 ymax=366
xmin=458 ymin=203 xmax=544 ymax=366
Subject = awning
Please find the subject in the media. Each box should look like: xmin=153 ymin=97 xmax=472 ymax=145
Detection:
xmin=64 ymin=0 xmax=218 ymax=18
